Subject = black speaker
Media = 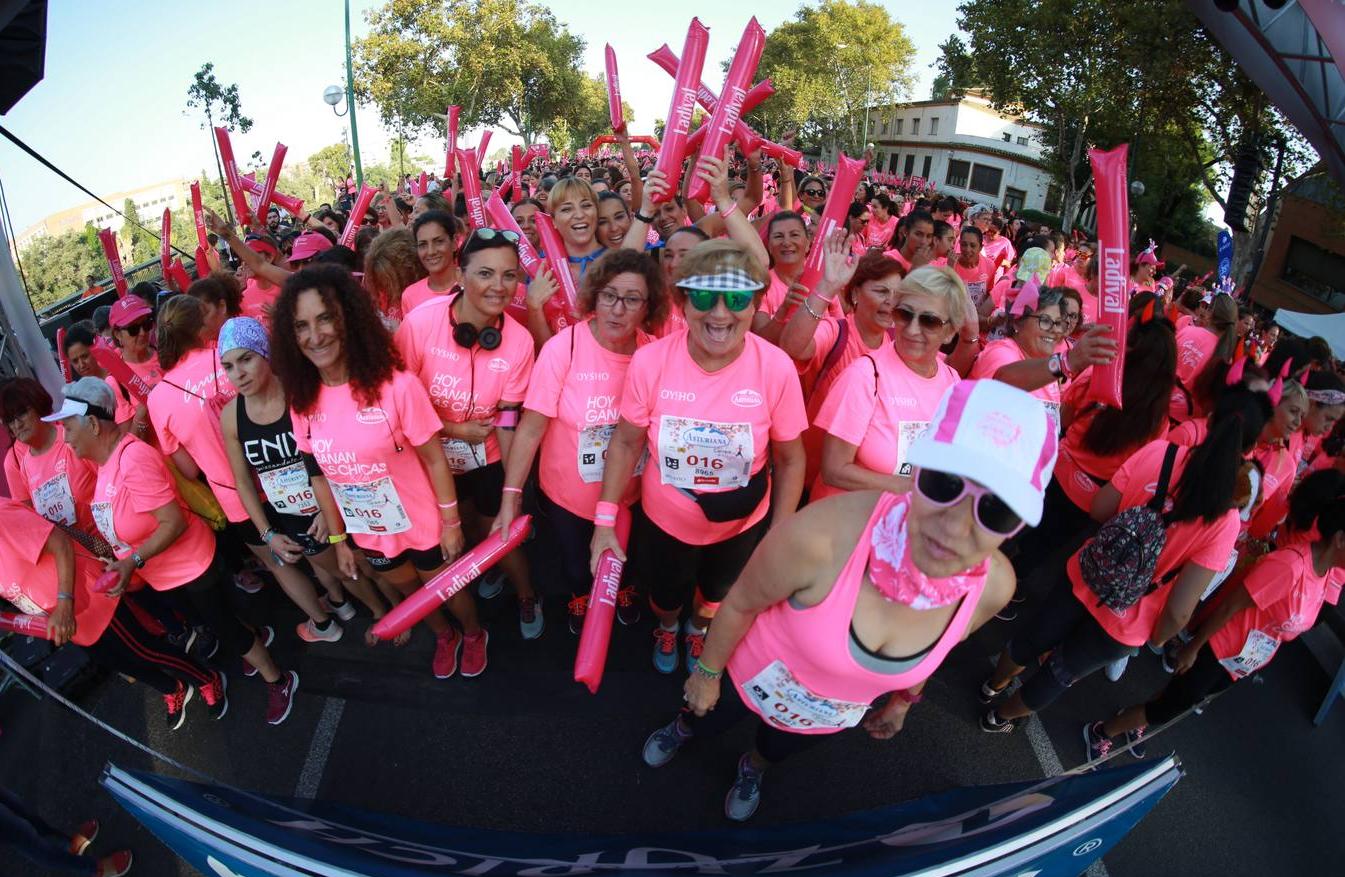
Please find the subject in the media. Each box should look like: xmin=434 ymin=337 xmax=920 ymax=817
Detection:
xmin=1224 ymin=139 xmax=1262 ymax=232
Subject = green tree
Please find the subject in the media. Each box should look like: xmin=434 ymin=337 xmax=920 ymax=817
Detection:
xmin=118 ymin=198 xmax=157 ymax=265
xmin=354 ymin=0 xmax=592 ymax=146
xmin=185 ymin=62 xmax=254 ymax=225
xmin=19 ymin=226 xmax=105 ymax=310
xmin=745 ymin=0 xmax=916 ymax=155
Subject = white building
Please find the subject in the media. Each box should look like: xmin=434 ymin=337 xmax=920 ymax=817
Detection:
xmin=868 ymin=92 xmax=1057 ymax=214
xmin=16 ymin=178 xmax=190 ymax=252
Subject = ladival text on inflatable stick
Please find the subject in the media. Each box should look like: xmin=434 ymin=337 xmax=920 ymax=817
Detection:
xmin=0 ymin=612 xmax=50 ymax=640
xmin=239 ymin=176 xmax=305 ymax=217
xmin=371 ymin=516 xmax=532 ymax=640
xmin=1087 ymin=144 xmax=1130 ymax=409
xmin=456 ymin=147 xmax=486 ymax=229
xmin=652 ymin=18 xmax=710 ymax=203
xmin=532 ymin=211 xmax=582 ymax=319
xmin=254 ymin=143 xmax=288 ymax=219
xmin=686 ymin=18 xmax=765 ymax=203
xmin=96 ymin=228 xmax=128 ymax=298
xmin=605 ymin=44 xmax=626 ymax=133
xmin=794 ymin=152 xmax=866 ymax=315
xmin=574 ymin=507 xmax=632 ymax=694
xmin=213 ymin=126 xmax=253 ymax=227
xmin=92 ymin=347 xmax=152 ymax=403
xmin=339 ymin=185 xmax=379 ymax=248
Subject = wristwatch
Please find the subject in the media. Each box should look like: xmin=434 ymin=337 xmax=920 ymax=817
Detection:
xmin=633 ymin=210 xmax=654 ymax=224
xmin=131 ymin=551 xmax=146 ymax=569
xmin=1046 ymin=353 xmax=1065 ymax=379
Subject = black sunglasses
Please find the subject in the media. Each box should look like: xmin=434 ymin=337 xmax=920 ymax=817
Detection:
xmin=893 ymin=305 xmax=951 ymax=333
xmin=801 ymin=188 xmax=826 ymax=197
xmin=122 ymin=319 xmax=154 ymax=336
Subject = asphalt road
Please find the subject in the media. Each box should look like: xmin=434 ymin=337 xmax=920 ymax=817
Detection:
xmin=3 ymin=572 xmax=1344 ymax=877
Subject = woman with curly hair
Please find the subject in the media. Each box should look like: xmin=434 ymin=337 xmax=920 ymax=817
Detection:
xmin=270 ymin=264 xmax=479 ymax=679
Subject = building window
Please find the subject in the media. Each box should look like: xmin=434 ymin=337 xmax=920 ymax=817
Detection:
xmin=903 ymin=154 xmax=916 ymax=176
xmin=888 ymin=154 xmax=899 ymax=173
xmin=930 ymin=117 xmax=939 ymax=136
xmin=969 ymin=164 xmax=1004 ymax=197
xmin=1044 ymin=185 xmax=1063 ymax=215
xmin=1282 ymin=236 xmax=1345 ymax=307
xmin=1016 ymin=135 xmax=1028 ymax=146
xmin=921 ymin=156 xmax=932 ymax=179
xmin=894 ymin=119 xmax=903 ymax=135
xmin=1004 ymin=187 xmax=1027 ymax=212
xmin=946 ymin=159 xmax=970 ymax=188
xmin=911 ymin=118 xmax=920 ymax=135
xmin=880 ymin=117 xmax=889 ymax=135
xmin=1001 ymin=132 xmax=1011 ymax=142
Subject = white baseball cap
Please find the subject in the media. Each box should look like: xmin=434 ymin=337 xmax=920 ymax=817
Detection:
xmin=906 ymin=380 xmax=1058 ymax=527
xmin=42 ymin=377 xmax=118 ymax=423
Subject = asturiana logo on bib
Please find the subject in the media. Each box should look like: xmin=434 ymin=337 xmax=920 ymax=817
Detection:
xmin=731 ymin=389 xmax=763 ymax=408
xmin=683 ymin=426 xmax=731 ymax=449
xmin=355 ymin=407 xmax=389 ymax=425
xmin=488 ymin=357 xmax=510 ymax=373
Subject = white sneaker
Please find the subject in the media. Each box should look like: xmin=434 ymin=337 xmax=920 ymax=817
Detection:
xmin=296 ymin=619 xmax=343 ymax=643
xmin=320 ymin=595 xmax=357 ymax=622
xmin=1104 ymin=655 xmax=1130 ymax=682
xmin=477 ymin=569 xmax=506 ymax=600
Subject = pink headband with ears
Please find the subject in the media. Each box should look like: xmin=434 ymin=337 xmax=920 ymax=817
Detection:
xmin=1268 ymin=360 xmax=1292 ymax=407
xmin=1009 ymin=274 xmax=1041 ymax=317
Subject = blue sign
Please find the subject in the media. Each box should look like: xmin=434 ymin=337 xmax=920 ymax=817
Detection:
xmin=1217 ymin=229 xmax=1234 ymax=281
xmin=102 ymin=756 xmax=1181 ymax=877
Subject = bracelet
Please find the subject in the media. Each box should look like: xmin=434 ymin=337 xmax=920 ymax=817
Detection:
xmin=327 ymin=533 xmax=349 ymax=544
xmin=443 ymin=518 xmax=463 ymax=529
xmin=960 ymin=335 xmax=979 ymax=345
xmin=717 ymin=201 xmax=739 ymax=220
xmin=693 ymin=658 xmax=722 ymax=679
xmin=802 ymin=298 xmax=825 ymax=320
xmin=502 ymin=486 xmax=523 ymax=495
xmin=634 ymin=210 xmax=654 ymax=223
xmin=595 ymin=500 xmax=620 ymax=520
xmin=437 ymin=500 xmax=459 ymax=510
xmin=260 ymin=527 xmax=275 ymax=544
xmin=56 ymin=592 xmax=75 ymax=602
xmin=593 ymin=513 xmax=617 ymax=524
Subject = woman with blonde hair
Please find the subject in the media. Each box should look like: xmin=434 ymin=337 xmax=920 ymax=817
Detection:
xmin=364 ymin=227 xmax=428 ymax=329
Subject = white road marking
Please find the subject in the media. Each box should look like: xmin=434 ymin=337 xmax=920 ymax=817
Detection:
xmin=294 ymin=697 xmax=345 ymax=799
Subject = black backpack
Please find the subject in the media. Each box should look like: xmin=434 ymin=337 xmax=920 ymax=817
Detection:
xmin=1079 ymin=443 xmax=1180 ymax=611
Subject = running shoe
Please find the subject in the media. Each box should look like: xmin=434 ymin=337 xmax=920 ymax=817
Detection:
xmin=241 ymin=625 xmax=275 ymax=677
xmin=190 ymin=626 xmax=219 ymax=662
xmin=725 ymin=754 xmax=764 ymax=822
xmin=95 ymin=850 xmax=133 ymax=877
xmin=200 ymin=672 xmax=229 ymax=721
xmin=266 ymin=670 xmax=299 ymax=725
xmin=652 ymin=625 xmax=679 ymax=674
xmin=461 ymin=629 xmax=489 ymax=677
xmin=164 ymin=681 xmax=193 ymax=731
xmin=977 ymin=674 xmax=1020 ymax=704
xmin=1160 ymin=649 xmax=1178 ymax=674
xmin=1104 ymin=655 xmax=1130 ymax=682
xmin=297 ymin=618 xmax=344 ymax=643
xmin=568 ymin=594 xmax=588 ymax=635
xmin=1125 ymin=725 xmax=1148 ymax=759
xmin=433 ymin=628 xmax=461 ymax=679
xmin=642 ymin=718 xmax=692 ymax=768
xmin=519 ymin=595 xmax=544 ymax=640
xmin=234 ymin=569 xmax=265 ymax=594
xmin=69 ymin=819 xmax=98 ymax=855
xmin=979 ymin=708 xmax=1016 ymax=734
xmin=477 ymin=569 xmax=506 ymax=600
xmin=1083 ymin=721 xmax=1113 ymax=763
xmin=320 ymin=595 xmax=358 ymax=622
xmin=683 ymin=622 xmax=707 ymax=675
xmin=166 ymin=627 xmax=197 ymax=655
xmin=616 ymin=587 xmax=641 ymax=626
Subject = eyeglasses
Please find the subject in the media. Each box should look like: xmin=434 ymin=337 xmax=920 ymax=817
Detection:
xmin=596 ymin=290 xmax=647 ymax=311
xmin=1060 ymin=312 xmax=1081 ymax=329
xmin=472 ymin=228 xmax=521 ymax=244
xmin=893 ymin=305 xmax=951 ymax=333
xmin=685 ymin=288 xmax=755 ymax=312
xmin=122 ymin=319 xmax=154 ymax=336
xmin=915 ymin=469 xmax=1023 ymax=536
xmin=801 ymin=188 xmax=826 ymax=197
xmin=1024 ymin=313 xmax=1064 ymax=333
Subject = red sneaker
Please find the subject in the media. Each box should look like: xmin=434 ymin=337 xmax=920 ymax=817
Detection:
xmin=265 ymin=671 xmax=299 ymax=726
xmin=69 ymin=819 xmax=98 ymax=855
xmin=460 ymin=629 xmax=489 ymax=677
xmin=433 ymin=628 xmax=461 ymax=679
xmin=96 ymin=850 xmax=133 ymax=877
xmin=200 ymin=672 xmax=229 ymax=721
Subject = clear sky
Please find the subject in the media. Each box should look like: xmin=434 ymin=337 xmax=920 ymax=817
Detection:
xmin=0 ymin=1 xmax=961 ymax=234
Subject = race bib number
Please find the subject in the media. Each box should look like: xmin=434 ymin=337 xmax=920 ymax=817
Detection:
xmin=1219 ymin=629 xmax=1279 ymax=678
xmin=743 ymin=660 xmax=871 ymax=731
xmin=91 ymin=500 xmax=131 ymax=554
xmin=894 ymin=420 xmax=930 ymax=477
xmin=1044 ymin=401 xmax=1062 ymax=434
xmin=965 ymin=280 xmax=987 ymax=309
xmin=33 ymin=472 xmax=76 ymax=527
xmin=657 ymin=416 xmax=754 ymax=491
xmin=577 ymin=424 xmax=646 ymax=484
xmin=441 ymin=438 xmax=486 ymax=474
xmin=329 ymin=477 xmax=411 ymax=536
xmin=258 ymin=462 xmax=319 ymax=517
xmin=1200 ymin=548 xmax=1239 ymax=603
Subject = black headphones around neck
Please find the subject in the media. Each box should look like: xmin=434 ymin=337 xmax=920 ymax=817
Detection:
xmin=449 ymin=293 xmax=503 ymax=351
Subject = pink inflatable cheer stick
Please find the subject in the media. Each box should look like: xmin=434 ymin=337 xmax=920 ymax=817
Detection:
xmin=213 ymin=126 xmax=253 ymax=227
xmin=533 ymin=211 xmax=582 ymax=318
xmin=445 ymin=105 xmax=460 ymax=178
xmin=484 ymin=191 xmax=543 ymax=274
xmin=794 ymin=152 xmax=866 ymax=314
xmin=0 ymin=612 xmax=50 ymax=639
xmin=686 ymin=19 xmax=765 ymax=203
xmin=605 ymin=44 xmax=626 ymax=133
xmin=652 ymin=18 xmax=710 ymax=203
xmin=92 ymin=347 xmax=152 ymax=403
xmin=168 ymin=259 xmax=193 ymax=293
xmin=92 ymin=569 xmax=122 ymax=594
xmin=190 ymin=181 xmax=209 ymax=251
xmin=574 ymin=508 xmax=632 ymax=693
xmin=239 ymin=176 xmax=306 ymax=217
xmin=1086 ymin=145 xmax=1129 ymax=409
xmin=339 ymin=185 xmax=379 ymax=248
xmin=477 ymin=130 xmax=493 ymax=162
xmin=56 ymin=328 xmax=71 ymax=381
xmin=254 ymin=143 xmax=288 ymax=219
xmin=96 ymin=228 xmax=128 ymax=298
xmin=371 ymin=516 xmax=532 ymax=640
xmin=159 ymin=208 xmax=173 ymax=277
xmin=456 ymin=147 xmax=486 ymax=229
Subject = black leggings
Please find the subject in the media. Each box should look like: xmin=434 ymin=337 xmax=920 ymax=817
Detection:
xmin=1005 ymin=477 xmax=1096 ymax=588
xmin=679 ymin=678 xmax=828 ymax=764
xmin=635 ymin=514 xmax=767 ymax=614
xmin=162 ymin=555 xmax=258 ymax=660
xmin=87 ymin=600 xmax=216 ymax=695
xmin=536 ymin=489 xmax=598 ymax=598
xmin=1144 ymin=644 xmax=1234 ymax=725
xmin=1007 ymin=575 xmax=1137 ymax=713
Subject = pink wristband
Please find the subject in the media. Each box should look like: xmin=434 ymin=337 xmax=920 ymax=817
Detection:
xmin=594 ymin=501 xmax=620 ymax=520
xmin=718 ymin=201 xmax=739 ymax=220
xmin=502 ymin=486 xmax=523 ymax=495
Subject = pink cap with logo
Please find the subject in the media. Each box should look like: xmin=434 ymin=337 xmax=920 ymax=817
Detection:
xmin=108 ymin=295 xmax=152 ymax=328
xmin=906 ymin=380 xmax=1058 ymax=526
xmin=288 ymin=231 xmax=334 ymax=264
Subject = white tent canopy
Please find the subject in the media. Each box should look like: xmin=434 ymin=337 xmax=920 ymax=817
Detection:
xmin=1274 ymin=308 xmax=1345 ymax=359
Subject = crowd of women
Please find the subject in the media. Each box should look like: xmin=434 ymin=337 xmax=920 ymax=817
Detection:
xmin=3 ymin=134 xmax=1343 ymax=834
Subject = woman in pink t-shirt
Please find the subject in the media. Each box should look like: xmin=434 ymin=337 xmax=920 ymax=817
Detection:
xmin=49 ymin=377 xmax=297 ymax=727
xmin=396 ymin=230 xmax=541 ymax=639
xmin=272 ymin=264 xmax=485 ymax=680
xmin=1169 ymin=295 xmax=1238 ymax=424
xmin=403 ymin=210 xmax=462 ymax=316
xmin=497 ymin=249 xmax=666 ymax=632
xmin=591 ymin=241 xmax=808 ymax=675
xmin=813 ymin=266 xmax=971 ymax=501
xmin=107 ymin=295 xmax=163 ymax=439
xmin=1243 ymin=381 xmax=1308 ymax=544
xmin=1082 ymin=469 xmax=1345 ymax=759
xmin=864 ymin=195 xmax=898 ymax=250
xmin=756 ymin=212 xmax=812 ymax=340
xmin=981 ymin=386 xmax=1272 ymax=732
xmin=364 ymin=227 xmax=428 ymax=330
xmin=953 ymin=226 xmax=997 ymax=317
xmin=1 ymin=378 xmax=99 ymax=539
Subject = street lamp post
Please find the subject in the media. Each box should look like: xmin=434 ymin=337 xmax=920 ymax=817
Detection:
xmin=342 ymin=0 xmax=363 ymax=188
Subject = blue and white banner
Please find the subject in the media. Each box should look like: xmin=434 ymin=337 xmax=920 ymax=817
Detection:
xmin=102 ymin=756 xmax=1180 ymax=876
xmin=1217 ymin=229 xmax=1234 ymax=282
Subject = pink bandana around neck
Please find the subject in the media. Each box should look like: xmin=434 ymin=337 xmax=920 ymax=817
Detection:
xmin=867 ymin=496 xmax=987 ymax=611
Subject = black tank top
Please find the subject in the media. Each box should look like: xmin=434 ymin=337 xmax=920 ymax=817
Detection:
xmin=236 ymin=396 xmax=320 ymax=519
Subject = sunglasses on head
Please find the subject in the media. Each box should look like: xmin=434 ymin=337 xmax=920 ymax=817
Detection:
xmin=915 ymin=469 xmax=1023 ymax=536
xmin=472 ymin=228 xmax=520 ymax=244
xmin=685 ymin=288 xmax=755 ymax=312
xmin=122 ymin=319 xmax=154 ymax=336
xmin=893 ymin=305 xmax=951 ymax=332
